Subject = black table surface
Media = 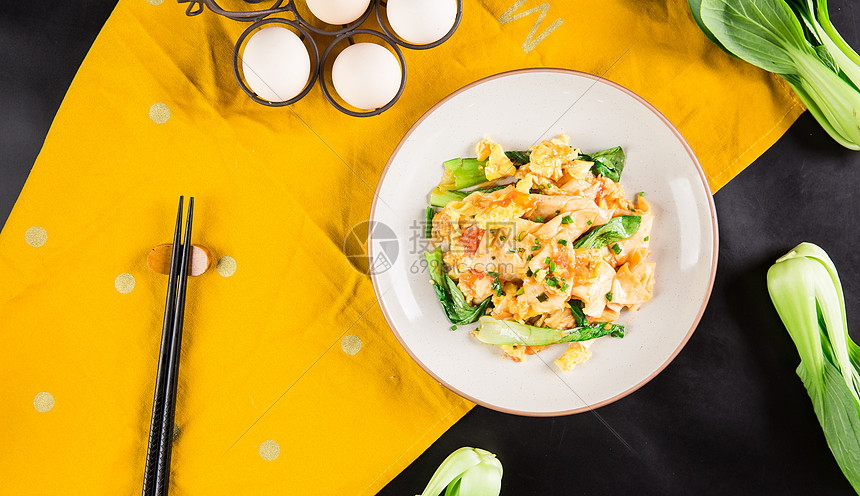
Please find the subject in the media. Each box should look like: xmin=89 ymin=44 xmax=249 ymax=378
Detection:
xmin=4 ymin=2 xmax=860 ymax=495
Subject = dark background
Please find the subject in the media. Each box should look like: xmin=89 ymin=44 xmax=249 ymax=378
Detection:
xmin=3 ymin=2 xmax=859 ymax=495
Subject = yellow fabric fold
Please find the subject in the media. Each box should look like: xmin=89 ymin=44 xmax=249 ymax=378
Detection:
xmin=0 ymin=0 xmax=801 ymax=494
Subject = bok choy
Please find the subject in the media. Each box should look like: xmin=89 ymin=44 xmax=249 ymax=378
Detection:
xmin=573 ymin=215 xmax=641 ymax=249
xmin=690 ymin=0 xmax=860 ymax=150
xmin=474 ymin=316 xmax=624 ymax=346
xmin=767 ymin=242 xmax=860 ymax=491
xmin=425 ymin=248 xmax=492 ymax=325
xmin=579 ymin=146 xmax=626 ymax=182
xmin=437 ymin=152 xmax=530 ymax=192
xmin=432 ymin=145 xmax=628 ymax=204
xmin=417 ymin=447 xmax=503 ymax=496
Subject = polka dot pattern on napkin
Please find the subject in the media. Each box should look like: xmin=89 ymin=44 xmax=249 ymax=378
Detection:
xmin=33 ymin=392 xmax=54 ymax=413
xmin=25 ymin=226 xmax=47 ymax=247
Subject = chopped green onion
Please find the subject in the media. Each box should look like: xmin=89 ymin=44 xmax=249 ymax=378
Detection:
xmin=611 ymin=244 xmax=622 ymax=255
xmin=644 ymin=236 xmax=650 ymax=241
xmin=450 ymin=325 xmax=458 ymax=331
xmin=536 ymin=292 xmax=549 ymax=302
xmin=491 ymin=277 xmax=505 ymax=297
xmin=561 ymin=215 xmax=573 ymax=225
xmin=557 ymin=239 xmax=568 ymax=246
xmin=550 ymin=261 xmax=557 ymax=273
xmin=568 ymin=300 xmax=588 ymax=326
xmin=605 ymin=292 xmax=613 ymax=301
xmin=487 ymin=271 xmax=500 ymax=278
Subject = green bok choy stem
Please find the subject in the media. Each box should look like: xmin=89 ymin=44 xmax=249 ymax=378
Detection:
xmin=767 ymin=242 xmax=860 ymax=491
xmin=417 ymin=447 xmax=503 ymax=496
xmin=692 ymin=0 xmax=860 ymax=150
xmin=474 ymin=316 xmax=624 ymax=346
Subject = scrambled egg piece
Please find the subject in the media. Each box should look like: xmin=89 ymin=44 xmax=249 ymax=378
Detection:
xmin=554 ymin=342 xmax=592 ymax=371
xmin=436 ymin=187 xmax=535 ymax=235
xmin=515 ymin=171 xmax=566 ymax=195
xmin=474 ymin=203 xmax=527 ymax=229
xmin=471 ymin=188 xmax=535 ymax=229
xmin=501 ymin=344 xmax=547 ymax=362
xmin=564 ymin=159 xmax=594 ymax=180
xmin=458 ymin=271 xmax=494 ymax=303
xmin=476 ymin=138 xmax=516 ymax=180
xmin=501 ymin=345 xmax=526 ymax=362
xmin=515 ymin=175 xmax=533 ymax=194
xmin=528 ymin=134 xmax=577 ymax=181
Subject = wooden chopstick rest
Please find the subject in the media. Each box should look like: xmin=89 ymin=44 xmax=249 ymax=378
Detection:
xmin=147 ymin=243 xmax=211 ymax=276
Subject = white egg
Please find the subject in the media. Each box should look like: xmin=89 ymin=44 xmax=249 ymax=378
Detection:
xmin=241 ymin=26 xmax=311 ymax=102
xmin=386 ymin=0 xmax=457 ymax=45
xmin=332 ymin=43 xmax=401 ymax=110
xmin=305 ymin=0 xmax=371 ymax=25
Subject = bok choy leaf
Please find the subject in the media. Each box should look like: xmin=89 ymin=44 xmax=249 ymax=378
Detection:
xmin=767 ymin=242 xmax=860 ymax=491
xmin=573 ymin=215 xmax=641 ymax=249
xmin=425 ymin=248 xmax=492 ymax=325
xmin=474 ymin=316 xmax=624 ymax=346
xmin=692 ymin=0 xmax=860 ymax=150
xmin=579 ymin=146 xmax=626 ymax=182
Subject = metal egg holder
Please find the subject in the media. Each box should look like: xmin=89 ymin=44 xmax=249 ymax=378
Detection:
xmin=180 ymin=0 xmax=463 ymax=117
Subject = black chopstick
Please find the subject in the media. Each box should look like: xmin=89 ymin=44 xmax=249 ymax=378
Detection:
xmin=154 ymin=197 xmax=193 ymax=496
xmin=141 ymin=196 xmax=194 ymax=496
xmin=142 ymin=197 xmax=184 ymax=496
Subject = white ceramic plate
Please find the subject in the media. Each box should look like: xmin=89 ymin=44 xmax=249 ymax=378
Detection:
xmin=369 ymin=69 xmax=717 ymax=416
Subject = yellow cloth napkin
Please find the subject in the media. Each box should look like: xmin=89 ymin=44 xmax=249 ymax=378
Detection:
xmin=0 ymin=0 xmax=801 ymax=494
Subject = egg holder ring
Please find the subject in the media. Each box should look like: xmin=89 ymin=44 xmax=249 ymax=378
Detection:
xmin=183 ymin=0 xmax=461 ymax=116
xmin=318 ymin=29 xmax=407 ymax=117
xmin=179 ymin=0 xmax=290 ymax=21
xmin=232 ymin=18 xmax=320 ymax=107
xmin=374 ymin=0 xmax=463 ymax=51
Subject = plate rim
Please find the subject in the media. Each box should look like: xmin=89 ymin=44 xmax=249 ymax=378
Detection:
xmin=369 ymin=67 xmax=719 ymax=416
